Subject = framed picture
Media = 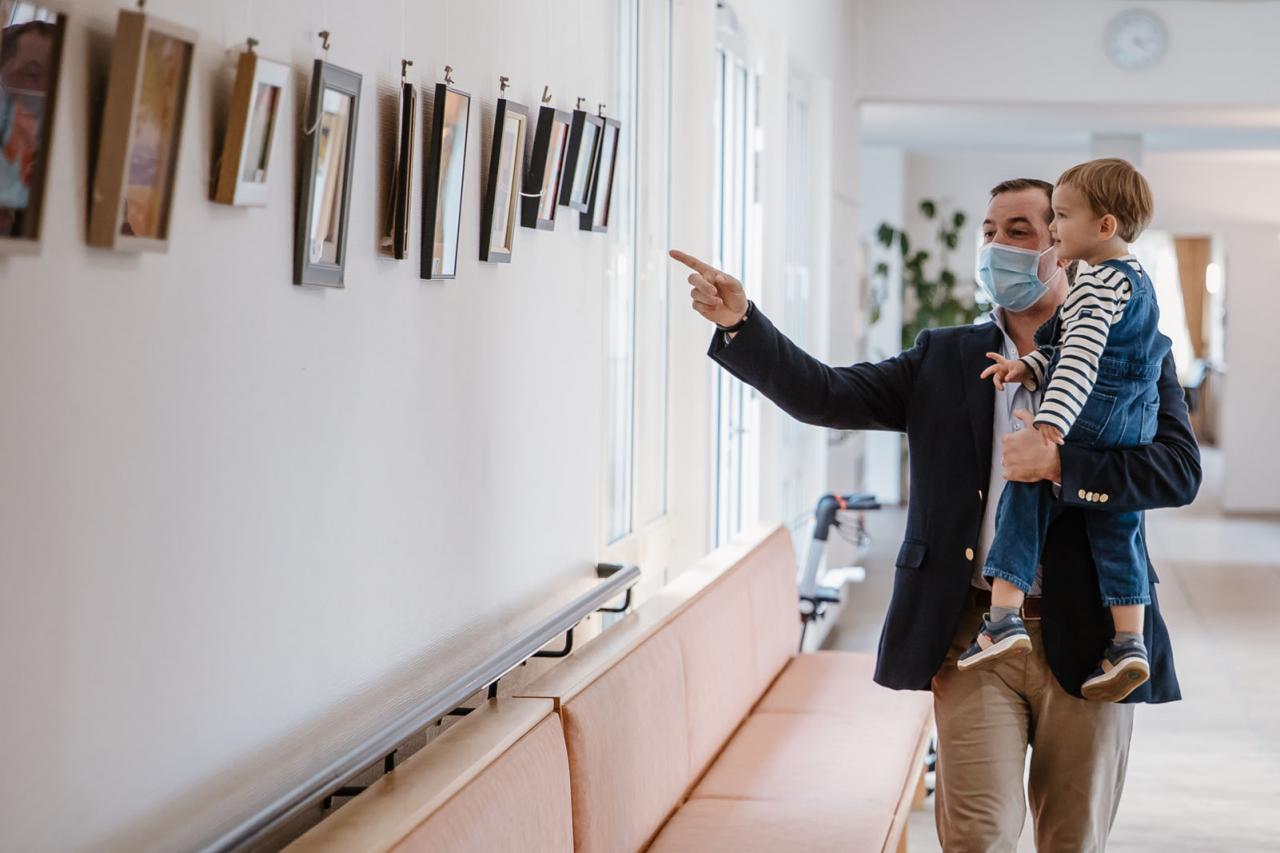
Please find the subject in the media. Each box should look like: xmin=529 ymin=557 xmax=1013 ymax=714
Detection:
xmin=558 ymin=108 xmax=603 ymax=213
xmin=479 ymin=97 xmax=527 ymax=263
xmin=420 ymin=81 xmax=469 ymax=280
xmin=0 ymin=1 xmax=66 ymax=253
xmin=520 ymin=104 xmax=570 ymax=231
xmin=212 ymin=48 xmax=288 ymax=206
xmin=381 ymin=76 xmax=415 ymax=259
xmin=580 ymin=117 xmax=620 ymax=233
xmin=293 ymin=60 xmax=361 ymax=287
xmin=87 ymin=9 xmax=195 ymax=252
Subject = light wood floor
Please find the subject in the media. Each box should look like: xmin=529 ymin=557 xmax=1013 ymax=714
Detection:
xmin=824 ymin=449 xmax=1280 ymax=851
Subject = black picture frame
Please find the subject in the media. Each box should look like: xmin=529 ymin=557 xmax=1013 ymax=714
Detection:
xmin=294 ymin=59 xmax=362 ymax=287
xmin=520 ymin=105 xmax=571 ymax=230
xmin=558 ymin=108 xmax=604 ymax=213
xmin=479 ymin=98 xmax=528 ymax=263
xmin=580 ymin=117 xmax=620 ymax=234
xmin=383 ymin=78 xmax=416 ymax=260
xmin=420 ymin=82 xmax=470 ymax=280
xmin=0 ymin=2 xmax=67 ymax=253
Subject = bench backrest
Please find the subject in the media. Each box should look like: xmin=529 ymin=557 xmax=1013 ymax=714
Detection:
xmin=288 ymin=699 xmax=573 ymax=853
xmin=520 ymin=524 xmax=799 ymax=853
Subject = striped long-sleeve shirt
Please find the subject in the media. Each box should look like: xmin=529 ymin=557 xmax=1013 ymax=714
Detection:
xmin=1019 ymin=255 xmax=1141 ymax=436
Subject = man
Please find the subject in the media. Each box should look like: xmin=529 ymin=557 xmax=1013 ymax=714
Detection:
xmin=670 ymin=177 xmax=1200 ymax=851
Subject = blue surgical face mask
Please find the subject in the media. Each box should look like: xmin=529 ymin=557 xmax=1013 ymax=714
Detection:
xmin=975 ymin=242 xmax=1062 ymax=312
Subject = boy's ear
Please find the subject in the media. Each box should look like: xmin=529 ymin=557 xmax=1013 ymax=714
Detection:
xmin=1099 ymin=213 xmax=1119 ymax=240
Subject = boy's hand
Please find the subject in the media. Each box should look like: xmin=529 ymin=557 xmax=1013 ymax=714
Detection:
xmin=1036 ymin=423 xmax=1065 ymax=446
xmin=979 ymin=352 xmax=1031 ymax=391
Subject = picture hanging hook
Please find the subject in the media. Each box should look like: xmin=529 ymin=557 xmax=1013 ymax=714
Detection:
xmin=598 ymin=103 xmax=606 ymax=117
xmin=499 ymin=75 xmax=510 ymax=96
xmin=401 ymin=58 xmax=413 ymax=82
xmin=541 ymin=85 xmax=552 ymax=105
xmin=318 ymin=30 xmax=330 ymax=56
xmin=444 ymin=65 xmax=455 ymax=86
xmin=136 ymin=0 xmax=146 ymax=8
xmin=246 ymin=37 xmax=259 ymax=55
xmin=576 ymin=97 xmax=586 ymax=111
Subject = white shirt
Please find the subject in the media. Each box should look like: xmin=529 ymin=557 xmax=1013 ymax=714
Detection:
xmin=972 ymin=309 xmax=1045 ymax=594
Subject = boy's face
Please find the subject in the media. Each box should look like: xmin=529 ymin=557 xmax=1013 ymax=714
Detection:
xmin=1049 ymin=183 xmax=1106 ymax=262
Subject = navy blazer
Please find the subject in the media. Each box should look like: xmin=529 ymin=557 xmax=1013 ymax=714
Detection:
xmin=710 ymin=308 xmax=1201 ymax=703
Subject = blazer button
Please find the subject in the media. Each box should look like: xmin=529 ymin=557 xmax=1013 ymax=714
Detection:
xmin=1078 ymin=488 xmax=1087 ymax=499
xmin=1101 ymin=493 xmax=1110 ymax=503
xmin=965 ymin=547 xmax=975 ymax=561
xmin=978 ymin=489 xmax=984 ymax=501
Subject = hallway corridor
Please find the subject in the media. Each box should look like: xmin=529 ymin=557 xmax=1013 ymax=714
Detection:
xmin=827 ymin=450 xmax=1280 ymax=851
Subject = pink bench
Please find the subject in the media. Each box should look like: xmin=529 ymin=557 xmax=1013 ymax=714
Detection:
xmin=288 ymin=524 xmax=933 ymax=852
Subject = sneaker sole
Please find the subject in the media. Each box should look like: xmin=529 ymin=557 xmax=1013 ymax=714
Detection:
xmin=1081 ymin=658 xmax=1151 ymax=702
xmin=956 ymin=634 xmax=1032 ymax=671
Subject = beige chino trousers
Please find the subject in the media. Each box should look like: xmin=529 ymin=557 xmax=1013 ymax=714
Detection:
xmin=931 ymin=602 xmax=1135 ymax=852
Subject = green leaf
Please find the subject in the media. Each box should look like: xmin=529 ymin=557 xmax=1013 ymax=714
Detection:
xmin=873 ymin=261 xmax=890 ymax=278
xmin=919 ymin=199 xmax=937 ymax=219
xmin=876 ymin=223 xmax=896 ymax=247
xmin=953 ymin=210 xmax=966 ymax=228
xmin=899 ymin=232 xmax=910 ymax=256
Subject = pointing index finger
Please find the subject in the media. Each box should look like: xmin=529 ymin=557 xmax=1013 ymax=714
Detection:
xmin=669 ymin=249 xmax=717 ymax=278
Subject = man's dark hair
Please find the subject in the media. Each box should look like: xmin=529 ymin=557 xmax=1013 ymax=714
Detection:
xmin=988 ymin=178 xmax=1054 ymax=224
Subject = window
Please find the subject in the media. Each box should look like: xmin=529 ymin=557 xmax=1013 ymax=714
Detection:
xmin=778 ymin=80 xmax=818 ymax=534
xmin=605 ymin=0 xmax=672 ymax=543
xmin=711 ymin=20 xmax=761 ymax=547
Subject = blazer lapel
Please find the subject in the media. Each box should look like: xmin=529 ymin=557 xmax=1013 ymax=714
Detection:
xmin=959 ymin=324 xmax=1002 ymax=480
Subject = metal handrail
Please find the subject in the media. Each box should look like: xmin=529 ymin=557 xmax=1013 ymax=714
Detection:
xmin=202 ymin=562 xmax=640 ymax=852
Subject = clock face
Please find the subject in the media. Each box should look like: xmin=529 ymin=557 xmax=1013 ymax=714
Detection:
xmin=1105 ymin=9 xmax=1169 ymax=71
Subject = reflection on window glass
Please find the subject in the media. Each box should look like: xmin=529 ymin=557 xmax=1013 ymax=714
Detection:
xmin=309 ymin=87 xmax=352 ymax=265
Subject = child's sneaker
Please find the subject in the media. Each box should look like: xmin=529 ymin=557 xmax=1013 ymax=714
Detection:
xmin=1081 ymin=638 xmax=1149 ymax=702
xmin=957 ymin=612 xmax=1032 ymax=671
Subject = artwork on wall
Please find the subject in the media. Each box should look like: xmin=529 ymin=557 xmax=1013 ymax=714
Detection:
xmin=294 ymin=58 xmax=361 ymax=287
xmin=580 ymin=115 xmax=620 ymax=233
xmin=479 ymin=80 xmax=526 ymax=264
xmin=0 ymin=1 xmax=66 ymax=253
xmin=381 ymin=60 xmax=416 ymax=260
xmin=558 ymin=102 xmax=603 ymax=213
xmin=212 ymin=42 xmax=288 ymax=206
xmin=87 ymin=9 xmax=195 ymax=252
xmin=420 ymin=67 xmax=469 ymax=280
xmin=521 ymin=92 xmax=570 ymax=231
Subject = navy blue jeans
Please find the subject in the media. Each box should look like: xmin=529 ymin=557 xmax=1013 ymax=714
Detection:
xmin=984 ymin=260 xmax=1171 ymax=607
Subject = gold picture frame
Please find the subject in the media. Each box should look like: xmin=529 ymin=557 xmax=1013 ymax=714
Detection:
xmin=213 ymin=48 xmax=288 ymax=206
xmin=88 ymin=9 xmax=195 ymax=252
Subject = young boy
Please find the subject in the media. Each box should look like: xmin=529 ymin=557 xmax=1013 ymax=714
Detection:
xmin=957 ymin=158 xmax=1171 ymax=702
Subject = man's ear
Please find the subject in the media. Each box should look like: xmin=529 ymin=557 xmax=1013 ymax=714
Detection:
xmin=1099 ymin=213 xmax=1119 ymax=240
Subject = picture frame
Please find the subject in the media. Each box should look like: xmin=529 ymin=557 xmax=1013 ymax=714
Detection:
xmin=558 ymin=108 xmax=603 ymax=213
xmin=212 ymin=48 xmax=288 ymax=206
xmin=87 ymin=9 xmax=196 ymax=252
xmin=293 ymin=59 xmax=361 ymax=287
xmin=382 ymin=75 xmax=416 ymax=260
xmin=0 ymin=1 xmax=67 ymax=253
xmin=520 ymin=104 xmax=570 ymax=231
xmin=420 ymin=81 xmax=470 ymax=280
xmin=580 ymin=116 xmax=620 ymax=233
xmin=479 ymin=97 xmax=527 ymax=264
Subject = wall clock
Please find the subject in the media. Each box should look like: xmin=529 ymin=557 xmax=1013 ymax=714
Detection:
xmin=1105 ymin=9 xmax=1168 ymax=71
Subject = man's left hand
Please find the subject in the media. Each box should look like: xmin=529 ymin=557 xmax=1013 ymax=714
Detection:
xmin=1003 ymin=409 xmax=1062 ymax=483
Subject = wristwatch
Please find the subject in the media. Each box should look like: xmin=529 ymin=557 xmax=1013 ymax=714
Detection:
xmin=716 ymin=300 xmax=754 ymax=333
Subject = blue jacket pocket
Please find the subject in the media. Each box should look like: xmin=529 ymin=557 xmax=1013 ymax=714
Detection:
xmin=895 ymin=539 xmax=927 ymax=570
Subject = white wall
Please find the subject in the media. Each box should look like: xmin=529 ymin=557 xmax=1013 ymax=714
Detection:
xmin=0 ymin=0 xmax=864 ymax=849
xmin=857 ymin=0 xmax=1280 ymax=106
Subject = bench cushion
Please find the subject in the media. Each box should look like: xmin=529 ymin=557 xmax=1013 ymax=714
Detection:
xmin=689 ymin=710 xmax=923 ymax=811
xmin=559 ymin=630 xmax=689 ymax=853
xmin=755 ymin=650 xmax=928 ymax=722
xmin=647 ymin=797 xmax=888 ymax=853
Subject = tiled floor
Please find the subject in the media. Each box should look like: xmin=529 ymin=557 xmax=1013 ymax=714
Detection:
xmin=824 ymin=449 xmax=1280 ymax=851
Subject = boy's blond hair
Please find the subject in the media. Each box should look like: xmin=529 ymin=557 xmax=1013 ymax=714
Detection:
xmin=1056 ymin=158 xmax=1153 ymax=242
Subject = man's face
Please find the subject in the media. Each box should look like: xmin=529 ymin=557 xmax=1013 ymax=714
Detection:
xmin=981 ymin=188 xmax=1053 ymax=252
